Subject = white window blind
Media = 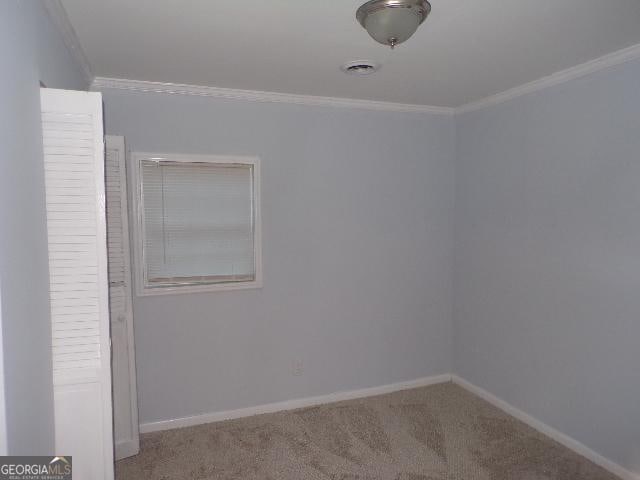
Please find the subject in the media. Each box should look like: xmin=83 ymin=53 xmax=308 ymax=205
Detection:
xmin=136 ymin=155 xmax=260 ymax=293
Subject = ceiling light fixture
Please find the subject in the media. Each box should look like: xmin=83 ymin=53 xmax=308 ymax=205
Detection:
xmin=356 ymin=0 xmax=431 ymax=49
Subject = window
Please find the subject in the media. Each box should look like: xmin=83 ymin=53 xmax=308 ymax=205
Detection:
xmin=132 ymin=153 xmax=261 ymax=295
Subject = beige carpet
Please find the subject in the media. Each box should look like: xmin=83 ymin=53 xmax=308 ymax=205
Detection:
xmin=117 ymin=382 xmax=620 ymax=480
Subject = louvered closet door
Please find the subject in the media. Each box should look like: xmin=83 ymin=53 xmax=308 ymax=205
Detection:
xmin=41 ymin=88 xmax=114 ymax=480
xmin=105 ymin=136 xmax=139 ymax=460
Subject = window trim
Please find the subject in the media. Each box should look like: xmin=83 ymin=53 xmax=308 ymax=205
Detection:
xmin=131 ymin=152 xmax=262 ymax=296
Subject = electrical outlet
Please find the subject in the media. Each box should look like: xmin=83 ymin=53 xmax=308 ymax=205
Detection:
xmin=292 ymin=360 xmax=304 ymax=376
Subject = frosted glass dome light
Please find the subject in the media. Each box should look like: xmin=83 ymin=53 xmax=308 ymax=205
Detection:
xmin=356 ymin=0 xmax=431 ymax=49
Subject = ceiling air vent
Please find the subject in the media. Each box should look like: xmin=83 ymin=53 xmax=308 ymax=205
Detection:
xmin=341 ymin=61 xmax=380 ymax=76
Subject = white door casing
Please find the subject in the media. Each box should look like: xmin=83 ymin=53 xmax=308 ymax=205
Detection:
xmin=41 ymin=88 xmax=114 ymax=480
xmin=105 ymin=136 xmax=140 ymax=459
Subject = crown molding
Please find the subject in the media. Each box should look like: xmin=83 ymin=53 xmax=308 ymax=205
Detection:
xmin=91 ymin=77 xmax=454 ymax=115
xmin=42 ymin=0 xmax=93 ymax=86
xmin=92 ymin=42 xmax=640 ymax=116
xmin=456 ymin=42 xmax=640 ymax=114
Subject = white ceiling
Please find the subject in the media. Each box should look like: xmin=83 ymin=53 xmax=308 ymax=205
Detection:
xmin=61 ymin=0 xmax=640 ymax=108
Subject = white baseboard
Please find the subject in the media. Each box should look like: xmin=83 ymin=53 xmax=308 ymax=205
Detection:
xmin=114 ymin=438 xmax=139 ymax=461
xmin=139 ymin=373 xmax=452 ymax=434
xmin=452 ymin=375 xmax=640 ymax=480
xmin=138 ymin=372 xmax=637 ymax=480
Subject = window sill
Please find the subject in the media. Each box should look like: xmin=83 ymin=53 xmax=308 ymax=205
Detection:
xmin=136 ymin=278 xmax=263 ymax=296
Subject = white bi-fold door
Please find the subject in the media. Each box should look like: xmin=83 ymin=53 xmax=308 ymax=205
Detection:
xmin=41 ymin=88 xmax=114 ymax=480
xmin=105 ymin=135 xmax=139 ymax=459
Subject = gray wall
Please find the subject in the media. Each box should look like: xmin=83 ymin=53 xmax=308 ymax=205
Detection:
xmin=0 ymin=1 xmax=88 ymax=455
xmin=454 ymin=57 xmax=640 ymax=473
xmin=100 ymin=90 xmax=456 ymax=425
